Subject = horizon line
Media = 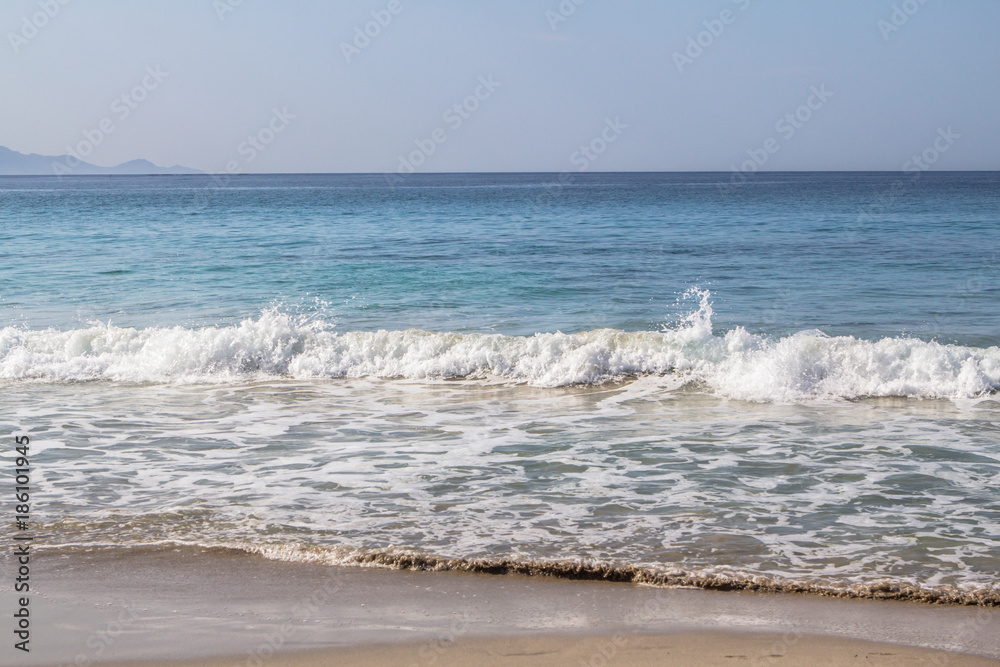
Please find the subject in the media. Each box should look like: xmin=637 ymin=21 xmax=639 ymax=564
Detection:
xmin=2 ymin=169 xmax=999 ymax=177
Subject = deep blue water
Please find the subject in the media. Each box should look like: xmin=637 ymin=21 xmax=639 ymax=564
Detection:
xmin=2 ymin=172 xmax=998 ymax=343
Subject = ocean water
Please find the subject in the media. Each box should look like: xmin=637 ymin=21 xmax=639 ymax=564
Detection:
xmin=2 ymin=172 xmax=999 ymax=603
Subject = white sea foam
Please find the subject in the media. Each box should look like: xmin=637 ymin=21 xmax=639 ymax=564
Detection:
xmin=14 ymin=375 xmax=1000 ymax=596
xmin=2 ymin=292 xmax=997 ymax=401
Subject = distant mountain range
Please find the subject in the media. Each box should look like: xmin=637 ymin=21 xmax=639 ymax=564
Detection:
xmin=0 ymin=146 xmax=201 ymax=175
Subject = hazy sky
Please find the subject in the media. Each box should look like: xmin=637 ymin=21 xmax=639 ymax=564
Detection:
xmin=2 ymin=0 xmax=998 ymax=173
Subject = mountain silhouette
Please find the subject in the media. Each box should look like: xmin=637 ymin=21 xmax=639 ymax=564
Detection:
xmin=0 ymin=146 xmax=201 ymax=175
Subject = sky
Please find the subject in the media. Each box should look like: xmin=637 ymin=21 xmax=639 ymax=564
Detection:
xmin=2 ymin=0 xmax=998 ymax=174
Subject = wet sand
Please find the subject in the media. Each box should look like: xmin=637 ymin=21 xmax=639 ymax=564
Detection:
xmin=4 ymin=545 xmax=998 ymax=665
xmin=113 ymin=633 xmax=1000 ymax=666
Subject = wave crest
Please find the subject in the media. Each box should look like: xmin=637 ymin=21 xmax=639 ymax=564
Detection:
xmin=2 ymin=295 xmax=998 ymax=401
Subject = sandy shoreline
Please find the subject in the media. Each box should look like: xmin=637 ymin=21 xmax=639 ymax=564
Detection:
xmin=108 ymin=633 xmax=1000 ymax=666
xmin=3 ymin=545 xmax=998 ymax=665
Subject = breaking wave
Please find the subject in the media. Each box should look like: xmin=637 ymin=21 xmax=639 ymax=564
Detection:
xmin=2 ymin=292 xmax=998 ymax=401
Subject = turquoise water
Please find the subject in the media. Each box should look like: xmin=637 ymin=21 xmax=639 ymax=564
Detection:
xmin=3 ymin=173 xmax=998 ymax=341
xmin=2 ymin=172 xmax=999 ymax=602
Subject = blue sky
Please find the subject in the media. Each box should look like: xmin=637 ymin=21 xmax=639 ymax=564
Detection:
xmin=2 ymin=0 xmax=998 ymax=173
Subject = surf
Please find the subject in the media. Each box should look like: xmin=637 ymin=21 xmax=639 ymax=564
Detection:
xmin=1 ymin=291 xmax=997 ymax=402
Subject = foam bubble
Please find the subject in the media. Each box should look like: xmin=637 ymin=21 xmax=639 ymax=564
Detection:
xmin=2 ymin=296 xmax=998 ymax=401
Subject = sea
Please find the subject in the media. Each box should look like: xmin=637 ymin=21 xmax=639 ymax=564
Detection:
xmin=2 ymin=172 xmax=999 ymax=604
